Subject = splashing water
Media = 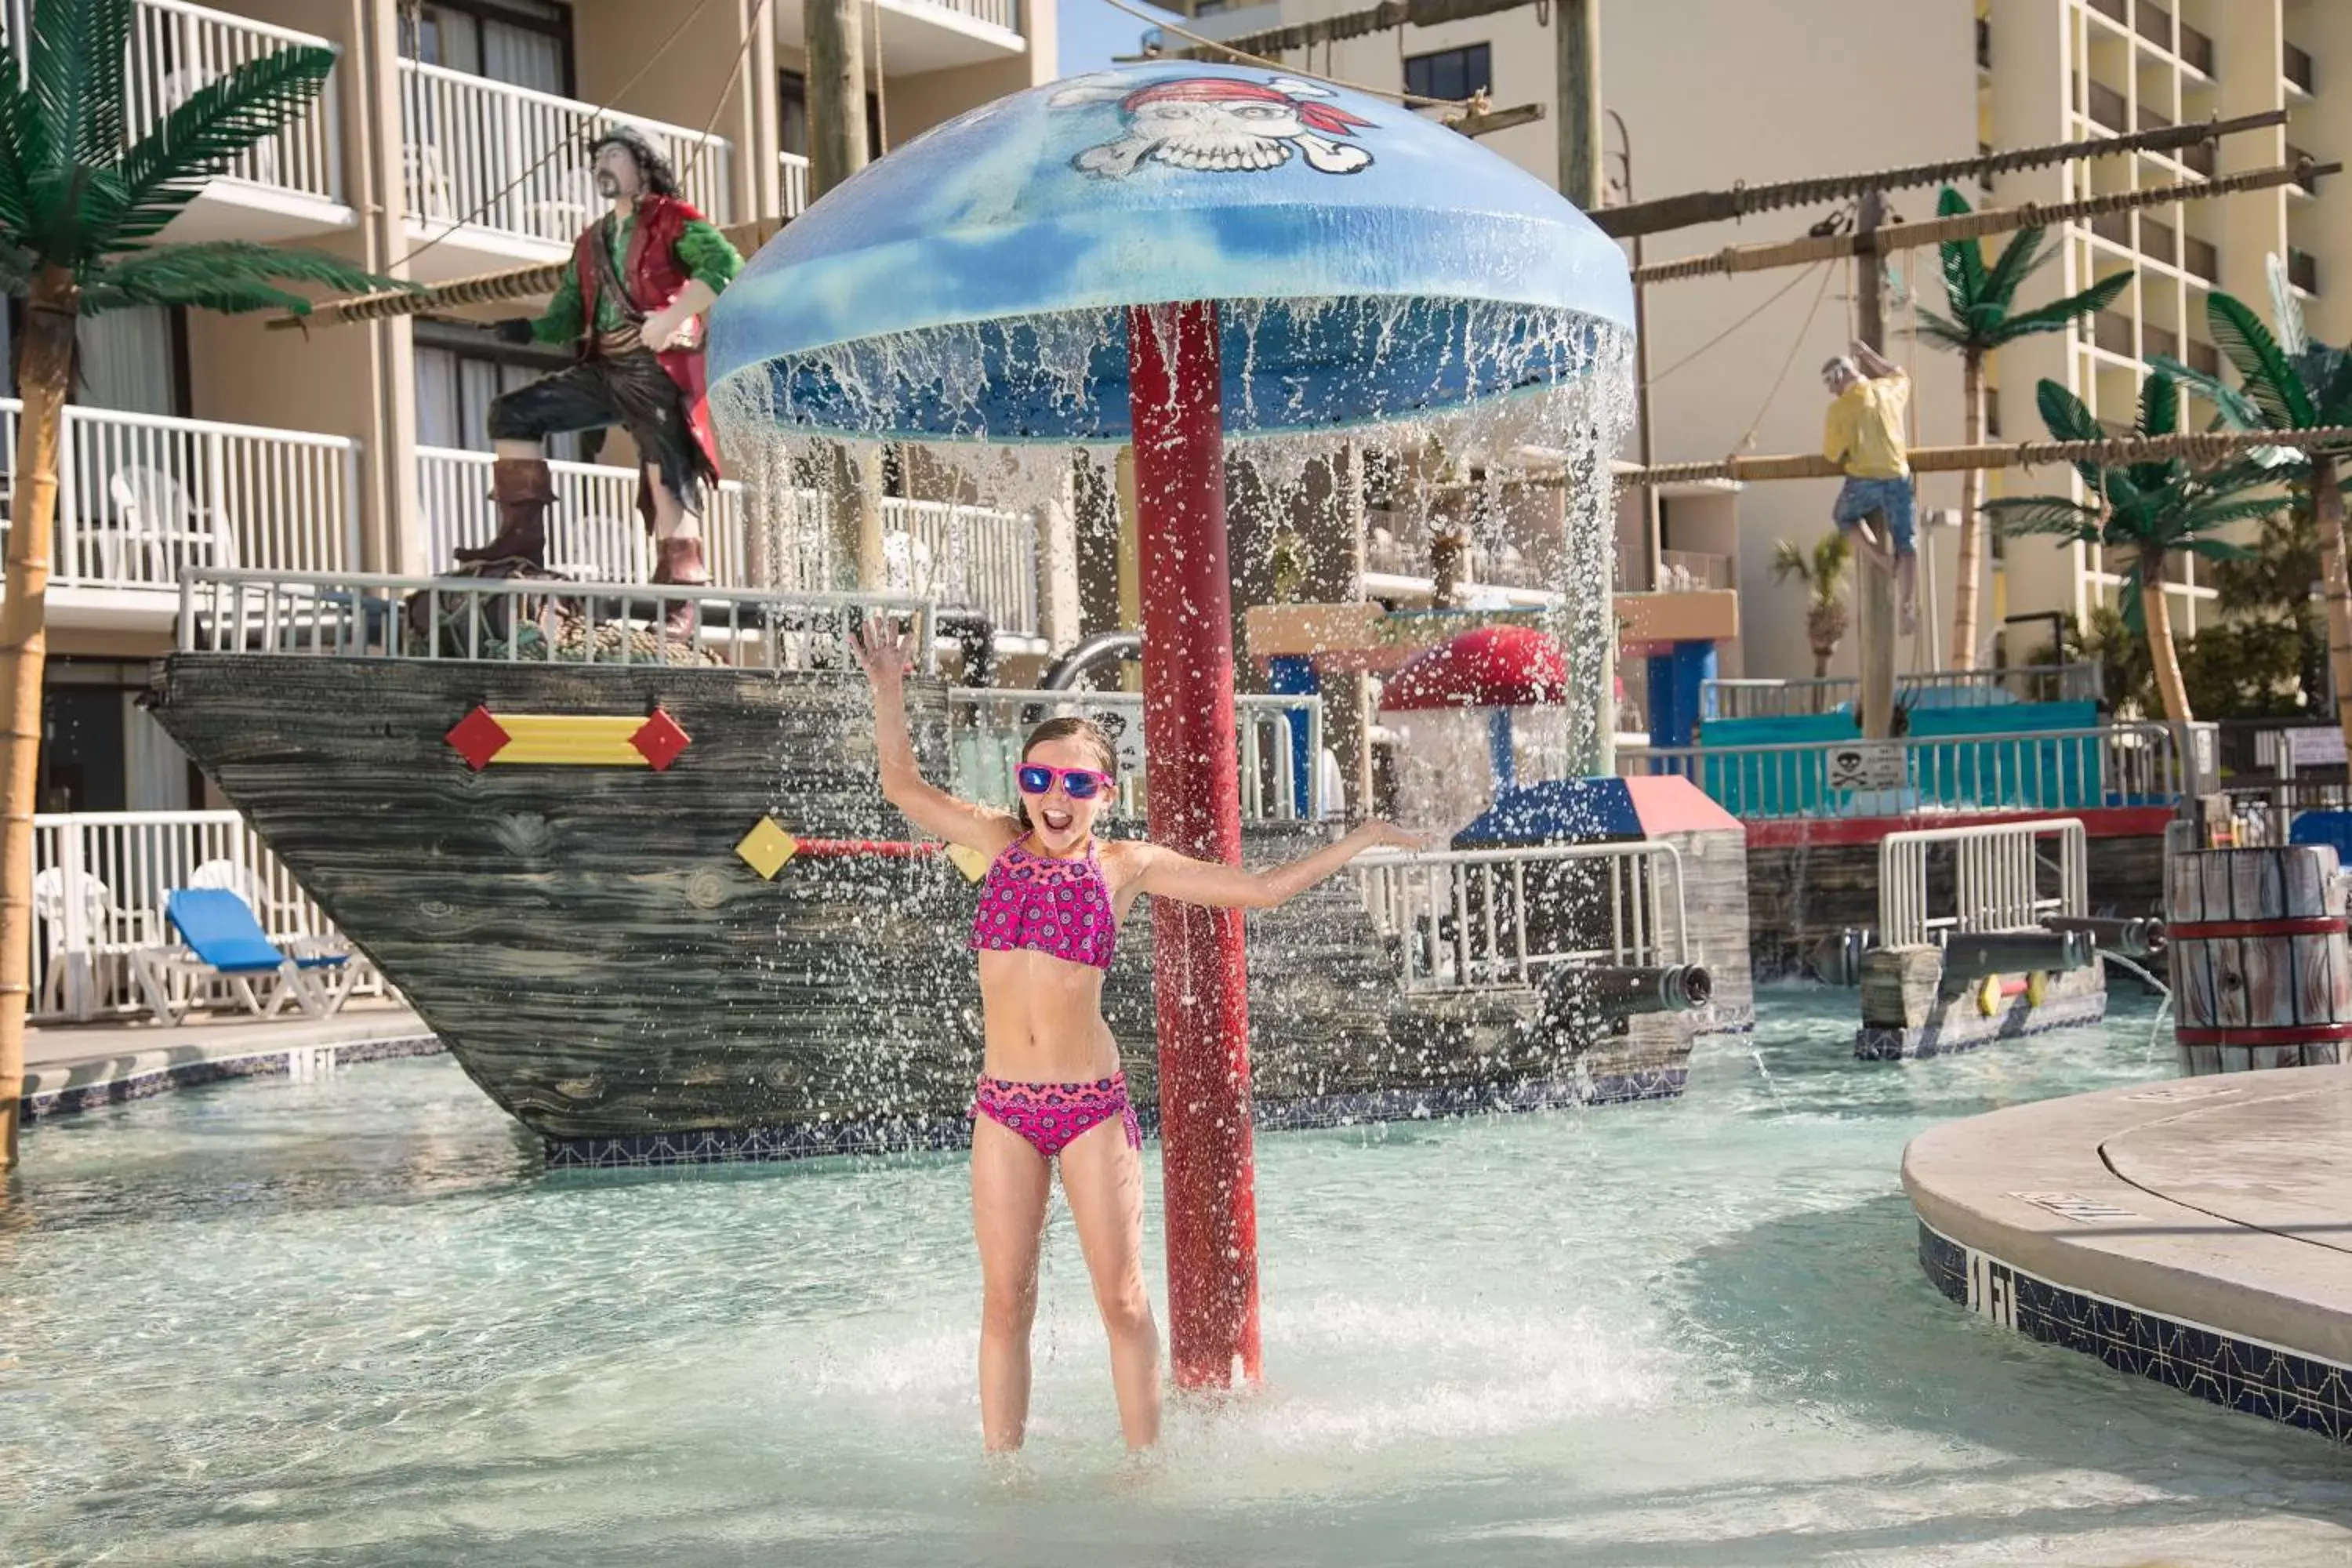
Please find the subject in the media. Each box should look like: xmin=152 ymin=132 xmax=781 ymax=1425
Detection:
xmin=710 ymin=296 xmax=1637 ymax=794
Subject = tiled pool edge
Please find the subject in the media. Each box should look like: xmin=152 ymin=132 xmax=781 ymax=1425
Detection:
xmin=22 ymin=1033 xmax=447 ymax=1120
xmin=1917 ymin=1219 xmax=2352 ymax=1443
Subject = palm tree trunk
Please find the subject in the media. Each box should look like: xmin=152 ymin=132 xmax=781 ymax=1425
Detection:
xmin=1951 ymin=351 xmax=1986 ymax=671
xmin=0 ymin=267 xmax=75 ymax=1169
xmin=2141 ymin=551 xmax=2193 ymax=726
xmin=2314 ymin=457 xmax=2352 ymax=757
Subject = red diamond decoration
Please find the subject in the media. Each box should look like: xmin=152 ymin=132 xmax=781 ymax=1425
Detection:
xmin=445 ymin=705 xmax=512 ymax=771
xmin=630 ymin=708 xmax=691 ymax=771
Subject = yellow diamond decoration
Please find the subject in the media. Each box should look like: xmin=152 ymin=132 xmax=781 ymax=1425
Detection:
xmin=945 ymin=844 xmax=991 ymax=884
xmin=735 ymin=817 xmax=799 ymax=880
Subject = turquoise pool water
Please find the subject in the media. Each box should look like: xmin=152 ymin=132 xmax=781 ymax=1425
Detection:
xmin=7 ymin=991 xmax=2351 ymax=1565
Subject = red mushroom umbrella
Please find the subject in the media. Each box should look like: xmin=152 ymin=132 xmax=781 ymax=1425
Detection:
xmin=1382 ymin=626 xmax=1570 ymax=790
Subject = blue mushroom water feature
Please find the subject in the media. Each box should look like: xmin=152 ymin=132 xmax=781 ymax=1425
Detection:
xmin=706 ymin=62 xmax=1635 ymax=1391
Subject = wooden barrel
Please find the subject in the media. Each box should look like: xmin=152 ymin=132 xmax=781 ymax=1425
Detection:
xmin=2167 ymin=844 xmax=2352 ymax=1074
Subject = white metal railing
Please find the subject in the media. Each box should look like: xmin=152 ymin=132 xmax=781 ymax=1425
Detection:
xmin=1878 ymin=818 xmax=2088 ymax=950
xmin=1 ymin=401 xmax=361 ymax=590
xmin=31 ymin=809 xmax=356 ymax=1022
xmin=1621 ymin=723 xmax=2181 ymax=820
xmin=125 ymin=0 xmax=343 ymax=203
xmin=416 ymin=448 xmax=1042 ymax=637
xmin=1702 ymin=663 xmax=2103 ymax=719
xmin=909 ymin=0 xmax=1019 ymax=31
xmin=950 ymin=688 xmax=1324 ymax=822
xmin=781 ymin=151 xmax=811 ymax=216
xmin=398 ymin=60 xmax=732 ymax=247
xmin=1355 ymin=841 xmax=1687 ymax=994
xmin=178 ymin=566 xmax=935 ymax=672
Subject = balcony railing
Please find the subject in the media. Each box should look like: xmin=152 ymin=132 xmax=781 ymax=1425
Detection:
xmin=1622 ymin=724 xmax=2181 ymax=821
xmin=31 ymin=808 xmax=358 ymax=1022
xmin=416 ymin=448 xmax=1040 ymax=637
xmin=781 ymin=151 xmax=812 ymax=216
xmin=119 ymin=0 xmax=344 ymax=205
xmin=919 ymin=0 xmax=1019 ymax=31
xmin=398 ymin=62 xmax=733 ymax=248
xmin=0 ymin=401 xmax=361 ymax=591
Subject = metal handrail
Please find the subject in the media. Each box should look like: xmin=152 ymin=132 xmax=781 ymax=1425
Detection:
xmin=1622 ymin=723 xmax=2180 ymax=820
xmin=1878 ymin=818 xmax=2088 ymax=949
xmin=1354 ymin=840 xmax=1687 ymax=994
xmin=176 ymin=568 xmax=935 ymax=671
xmin=950 ymin=688 xmax=1327 ymax=822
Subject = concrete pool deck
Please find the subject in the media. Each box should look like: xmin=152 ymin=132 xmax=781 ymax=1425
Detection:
xmin=1904 ymin=1065 xmax=2352 ymax=1442
xmin=21 ymin=1000 xmax=443 ymax=1121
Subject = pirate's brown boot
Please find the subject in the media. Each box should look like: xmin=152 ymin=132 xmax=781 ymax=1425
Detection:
xmin=651 ymin=535 xmax=710 ymax=640
xmin=456 ymin=458 xmax=554 ymax=567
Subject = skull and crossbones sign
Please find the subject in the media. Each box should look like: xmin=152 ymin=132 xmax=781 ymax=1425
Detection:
xmin=1050 ymin=73 xmax=1375 ymax=179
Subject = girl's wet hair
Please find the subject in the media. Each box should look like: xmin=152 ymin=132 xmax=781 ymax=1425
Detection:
xmin=1022 ymin=716 xmax=1117 ymax=775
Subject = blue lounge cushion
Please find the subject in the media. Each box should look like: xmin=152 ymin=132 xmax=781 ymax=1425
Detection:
xmin=165 ymin=888 xmax=347 ymax=975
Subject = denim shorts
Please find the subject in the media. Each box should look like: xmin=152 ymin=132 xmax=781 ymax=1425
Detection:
xmin=1831 ymin=475 xmax=1917 ymax=555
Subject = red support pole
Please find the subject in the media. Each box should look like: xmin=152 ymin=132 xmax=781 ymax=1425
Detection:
xmin=1124 ymin=301 xmax=1260 ymax=1391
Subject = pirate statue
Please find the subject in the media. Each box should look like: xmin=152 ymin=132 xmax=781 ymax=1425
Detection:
xmin=468 ymin=125 xmax=742 ymax=633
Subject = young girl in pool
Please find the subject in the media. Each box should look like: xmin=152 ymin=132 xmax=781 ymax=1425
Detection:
xmin=851 ymin=619 xmax=1416 ymax=1452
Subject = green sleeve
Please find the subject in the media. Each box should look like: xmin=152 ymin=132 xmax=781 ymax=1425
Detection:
xmin=535 ymin=260 xmax=585 ymax=343
xmin=677 ymin=220 xmax=744 ymax=291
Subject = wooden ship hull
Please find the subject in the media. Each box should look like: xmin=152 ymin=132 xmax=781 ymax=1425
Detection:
xmin=149 ymin=655 xmax=1704 ymax=1166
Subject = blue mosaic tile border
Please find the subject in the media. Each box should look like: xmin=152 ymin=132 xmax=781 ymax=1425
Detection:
xmin=1857 ymin=990 xmax=2107 ymax=1061
xmin=21 ymin=1033 xmax=447 ymax=1121
xmin=540 ymin=1065 xmax=1691 ymax=1170
xmin=1918 ymin=1220 xmax=2352 ymax=1444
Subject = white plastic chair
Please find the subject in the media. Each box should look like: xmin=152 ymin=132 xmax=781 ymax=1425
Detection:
xmin=110 ymin=465 xmax=227 ymax=586
xmin=33 ymin=866 xmax=161 ymax=1018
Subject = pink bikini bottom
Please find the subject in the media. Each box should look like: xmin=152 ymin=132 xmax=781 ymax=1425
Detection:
xmin=973 ymin=1072 xmax=1142 ymax=1160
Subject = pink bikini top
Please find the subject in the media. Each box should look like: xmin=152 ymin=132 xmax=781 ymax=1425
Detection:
xmin=969 ymin=835 xmax=1118 ymax=970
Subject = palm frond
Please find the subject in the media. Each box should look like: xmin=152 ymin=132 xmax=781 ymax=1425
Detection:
xmin=1980 ymin=226 xmax=2056 ymax=310
xmin=1911 ymin=307 xmax=1975 ymax=353
xmin=2115 ymin=562 xmax=2148 ymax=639
xmin=1935 ymin=187 xmax=1987 ymax=315
xmin=1991 ymin=270 xmax=2130 ymax=342
xmin=2176 ymin=495 xmax=2292 ymax=535
xmin=95 ymin=45 xmax=336 ymax=251
xmin=2315 ymin=350 xmax=2352 ymax=430
xmin=0 ymin=240 xmax=31 ymax=296
xmin=2145 ymin=354 xmax=2266 ymax=430
xmin=1769 ymin=538 xmax=1809 ymax=586
xmin=2209 ymin=290 xmax=2318 ymax=429
xmin=2183 ymin=536 xmax=2258 ymax=564
xmin=27 ymin=0 xmax=132 ymax=171
xmin=2267 ymin=251 xmax=2309 ymax=359
xmin=82 ymin=240 xmax=413 ymax=315
xmin=0 ymin=43 xmax=38 ymax=240
xmin=1983 ymin=494 xmax=2104 ymax=540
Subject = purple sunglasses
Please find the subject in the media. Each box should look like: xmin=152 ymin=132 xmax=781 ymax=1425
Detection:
xmin=1016 ymin=764 xmax=1113 ymax=800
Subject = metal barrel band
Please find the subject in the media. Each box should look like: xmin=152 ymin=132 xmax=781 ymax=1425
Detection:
xmin=2168 ymin=916 xmax=2350 ymax=939
xmin=2174 ymin=1023 xmax=2352 ymax=1047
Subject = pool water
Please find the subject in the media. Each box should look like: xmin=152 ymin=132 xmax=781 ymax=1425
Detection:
xmin=8 ymin=990 xmax=2351 ymax=1565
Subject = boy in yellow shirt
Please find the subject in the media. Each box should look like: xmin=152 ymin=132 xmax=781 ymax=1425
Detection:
xmin=1822 ymin=339 xmax=1917 ymax=632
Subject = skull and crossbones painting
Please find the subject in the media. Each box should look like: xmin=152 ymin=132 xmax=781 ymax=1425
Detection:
xmin=1050 ymin=74 xmax=1375 ymax=179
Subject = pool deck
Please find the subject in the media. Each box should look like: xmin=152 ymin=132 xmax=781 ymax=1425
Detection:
xmin=1904 ymin=1065 xmax=2352 ymax=1442
xmin=20 ymin=1000 xmax=443 ymax=1121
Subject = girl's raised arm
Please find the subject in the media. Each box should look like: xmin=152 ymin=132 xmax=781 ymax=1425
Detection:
xmin=849 ymin=620 xmax=1021 ymax=857
xmin=1128 ymin=820 xmax=1425 ymax=911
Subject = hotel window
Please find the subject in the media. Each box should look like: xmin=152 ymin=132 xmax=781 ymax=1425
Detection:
xmin=1404 ymin=44 xmax=1492 ymax=104
xmin=403 ymin=0 xmax=574 ymax=96
xmin=779 ymin=70 xmax=883 ymax=159
xmin=414 ymin=325 xmax=593 ymax=463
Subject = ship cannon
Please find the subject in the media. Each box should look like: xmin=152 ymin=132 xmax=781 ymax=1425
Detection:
xmin=2042 ymin=913 xmax=2165 ymax=958
xmin=1541 ymin=962 xmax=1714 ymax=1023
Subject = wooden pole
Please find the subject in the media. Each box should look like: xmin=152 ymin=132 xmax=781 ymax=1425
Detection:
xmin=1854 ymin=190 xmax=1896 ymax=743
xmin=1606 ymin=426 xmax=2352 ymax=487
xmin=1556 ymin=0 xmax=1612 ymax=775
xmin=1635 ymin=159 xmax=2336 ymax=285
xmin=805 ymin=0 xmax=882 ymax=589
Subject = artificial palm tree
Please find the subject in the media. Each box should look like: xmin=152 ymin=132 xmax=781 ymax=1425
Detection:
xmin=2152 ymin=255 xmax=2352 ymax=753
xmin=1983 ymin=373 xmax=2288 ymax=724
xmin=1916 ymin=187 xmax=2131 ymax=673
xmin=0 ymin=0 xmax=408 ymax=1166
xmin=1769 ymin=531 xmax=1853 ymax=690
